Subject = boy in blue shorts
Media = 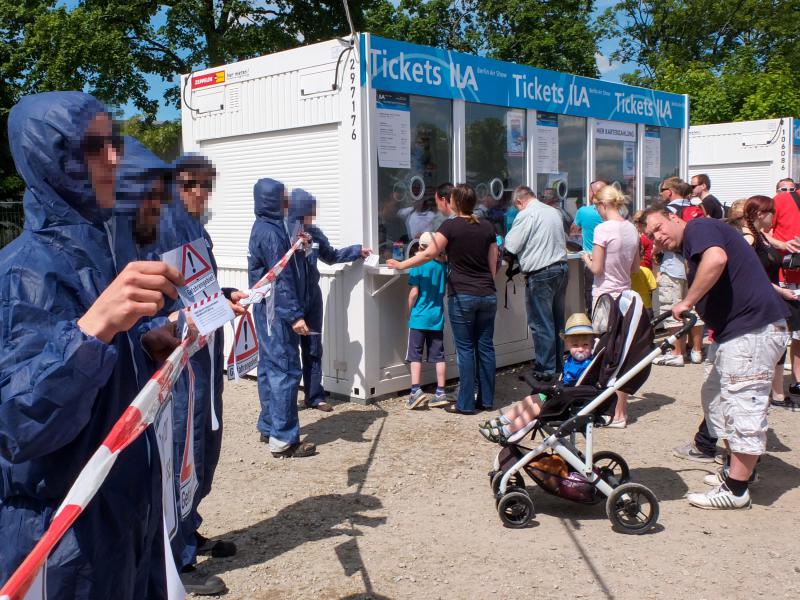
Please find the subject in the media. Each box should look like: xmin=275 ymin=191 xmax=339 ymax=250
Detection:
xmin=406 ymin=232 xmax=450 ymax=409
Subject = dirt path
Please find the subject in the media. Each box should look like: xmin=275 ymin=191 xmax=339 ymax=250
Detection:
xmin=197 ymin=363 xmax=800 ymax=599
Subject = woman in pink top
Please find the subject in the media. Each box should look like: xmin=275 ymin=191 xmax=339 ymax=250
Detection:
xmin=582 ymin=185 xmax=640 ymax=427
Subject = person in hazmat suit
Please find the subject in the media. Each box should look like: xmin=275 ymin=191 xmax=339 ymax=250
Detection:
xmin=286 ymin=188 xmax=370 ymax=411
xmin=248 ymin=179 xmax=316 ymax=458
xmin=0 ymin=92 xmax=182 ymax=598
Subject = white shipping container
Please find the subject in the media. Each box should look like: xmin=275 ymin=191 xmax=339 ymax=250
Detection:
xmin=181 ymin=34 xmax=688 ymax=402
xmin=689 ymin=118 xmax=798 ymax=205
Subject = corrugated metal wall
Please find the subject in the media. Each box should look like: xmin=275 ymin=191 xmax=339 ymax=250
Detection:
xmin=688 ymin=162 xmax=775 ymax=206
xmin=201 ymin=123 xmax=342 ymax=271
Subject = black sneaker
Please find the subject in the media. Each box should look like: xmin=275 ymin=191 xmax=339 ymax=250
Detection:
xmin=770 ymin=397 xmax=800 ymax=411
xmin=197 ymin=533 xmax=237 ymax=558
xmin=789 ymin=383 xmax=800 ymax=396
xmin=179 ymin=565 xmax=227 ymax=596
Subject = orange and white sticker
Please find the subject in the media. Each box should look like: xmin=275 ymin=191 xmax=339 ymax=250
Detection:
xmin=191 ymin=70 xmax=225 ymax=89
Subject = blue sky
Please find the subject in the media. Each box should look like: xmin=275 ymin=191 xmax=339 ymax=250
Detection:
xmin=118 ymin=1 xmax=633 ymax=121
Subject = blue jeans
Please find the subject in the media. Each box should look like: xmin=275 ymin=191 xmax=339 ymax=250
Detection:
xmin=524 ymin=262 xmax=568 ymax=377
xmin=448 ymin=294 xmax=497 ymax=412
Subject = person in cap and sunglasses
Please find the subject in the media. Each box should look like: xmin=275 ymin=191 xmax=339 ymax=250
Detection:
xmin=154 ymin=154 xmax=245 ymax=594
xmin=763 ymin=177 xmax=800 ymax=402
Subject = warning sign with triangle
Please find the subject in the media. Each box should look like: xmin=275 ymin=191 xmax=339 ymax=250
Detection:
xmin=227 ymin=311 xmax=259 ymax=380
xmin=181 ymin=242 xmax=212 ymax=285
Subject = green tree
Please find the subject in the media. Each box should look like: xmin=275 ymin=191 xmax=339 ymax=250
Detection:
xmin=477 ymin=0 xmax=599 ymax=77
xmin=120 ymin=116 xmax=183 ymax=162
xmin=602 ymin=0 xmax=800 ymax=123
xmin=368 ymin=0 xmax=600 ymax=76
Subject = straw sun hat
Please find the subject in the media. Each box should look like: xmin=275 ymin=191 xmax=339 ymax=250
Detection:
xmin=561 ymin=313 xmax=594 ymax=338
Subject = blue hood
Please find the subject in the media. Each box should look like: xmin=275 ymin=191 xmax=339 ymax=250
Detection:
xmin=8 ymin=91 xmax=109 ymax=229
xmin=115 ymin=136 xmax=172 ymax=216
xmin=254 ymin=178 xmax=285 ymax=219
xmin=288 ymin=188 xmax=316 ymax=227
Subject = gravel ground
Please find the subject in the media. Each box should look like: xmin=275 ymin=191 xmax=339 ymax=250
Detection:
xmin=195 ymin=362 xmax=800 ymax=599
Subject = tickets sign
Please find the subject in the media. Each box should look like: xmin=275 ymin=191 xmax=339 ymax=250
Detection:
xmin=191 ymin=70 xmax=225 ymax=89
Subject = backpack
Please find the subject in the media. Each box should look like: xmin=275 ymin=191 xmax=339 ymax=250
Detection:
xmin=669 ymin=201 xmax=705 ymax=223
xmin=503 ymin=250 xmax=521 ymax=309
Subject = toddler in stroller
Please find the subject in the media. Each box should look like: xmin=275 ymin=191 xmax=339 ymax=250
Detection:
xmin=478 ymin=313 xmax=595 ymax=444
xmin=488 ymin=290 xmax=698 ymax=533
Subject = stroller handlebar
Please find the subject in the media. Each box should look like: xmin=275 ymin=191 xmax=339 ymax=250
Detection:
xmin=652 ymin=310 xmax=698 ymax=335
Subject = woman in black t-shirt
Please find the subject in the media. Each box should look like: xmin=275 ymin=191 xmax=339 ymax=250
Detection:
xmin=388 ymin=184 xmax=499 ymax=414
xmin=742 ymin=195 xmax=798 ymax=408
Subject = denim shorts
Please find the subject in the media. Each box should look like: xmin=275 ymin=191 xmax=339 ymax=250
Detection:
xmin=405 ymin=328 xmax=445 ymax=363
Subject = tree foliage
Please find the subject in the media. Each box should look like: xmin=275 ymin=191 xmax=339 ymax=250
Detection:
xmin=601 ymin=0 xmax=800 ymax=123
xmin=367 ymin=0 xmax=600 ymax=77
xmin=120 ymin=116 xmax=183 ymax=163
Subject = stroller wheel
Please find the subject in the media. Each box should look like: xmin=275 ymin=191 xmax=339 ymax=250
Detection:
xmin=491 ymin=470 xmax=525 ymax=496
xmin=497 ymin=491 xmax=535 ymax=528
xmin=593 ymin=451 xmax=631 ymax=487
xmin=606 ymin=483 xmax=659 ymax=534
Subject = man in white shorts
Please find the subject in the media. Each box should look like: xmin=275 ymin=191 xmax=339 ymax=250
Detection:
xmin=645 ymin=203 xmax=789 ymax=509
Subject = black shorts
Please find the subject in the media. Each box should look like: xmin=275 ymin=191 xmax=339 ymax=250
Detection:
xmin=405 ymin=328 xmax=445 ymax=363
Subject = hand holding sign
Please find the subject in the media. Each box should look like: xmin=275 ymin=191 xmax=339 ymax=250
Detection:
xmin=78 ymin=261 xmax=184 ymax=343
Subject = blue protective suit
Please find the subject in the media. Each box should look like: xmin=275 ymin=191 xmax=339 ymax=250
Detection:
xmin=0 ymin=92 xmax=165 ymax=598
xmin=153 ymin=155 xmax=226 ymax=569
xmin=248 ymin=179 xmax=304 ymax=447
xmin=286 ymin=189 xmax=362 ymax=407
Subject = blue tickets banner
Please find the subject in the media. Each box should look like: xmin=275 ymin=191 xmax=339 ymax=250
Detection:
xmin=361 ymin=34 xmax=687 ymax=129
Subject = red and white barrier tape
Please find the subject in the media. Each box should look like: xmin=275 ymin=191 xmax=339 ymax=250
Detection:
xmin=0 ymin=333 xmax=205 ymax=600
xmin=240 ymin=237 xmax=305 ymax=306
xmin=0 ymin=237 xmax=304 ymax=600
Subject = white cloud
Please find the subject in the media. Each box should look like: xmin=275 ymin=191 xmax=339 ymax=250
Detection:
xmin=595 ymin=52 xmax=615 ymax=76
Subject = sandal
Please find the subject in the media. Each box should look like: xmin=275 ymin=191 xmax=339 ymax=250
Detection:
xmin=478 ymin=424 xmax=509 ymax=444
xmin=272 ymin=441 xmax=316 ymax=458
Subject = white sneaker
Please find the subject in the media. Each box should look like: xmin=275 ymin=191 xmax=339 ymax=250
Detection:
xmin=652 ymin=353 xmax=685 ymax=367
xmin=690 ymin=350 xmax=703 ymax=364
xmin=704 ymin=467 xmax=758 ymax=487
xmin=688 ymin=484 xmax=751 ymax=509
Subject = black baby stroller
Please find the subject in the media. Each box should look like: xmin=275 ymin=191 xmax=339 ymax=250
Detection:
xmin=488 ymin=290 xmax=697 ymax=534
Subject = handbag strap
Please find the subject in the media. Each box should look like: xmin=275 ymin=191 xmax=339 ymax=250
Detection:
xmin=790 ymin=191 xmax=800 ymax=212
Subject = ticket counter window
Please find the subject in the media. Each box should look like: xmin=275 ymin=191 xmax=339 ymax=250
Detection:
xmin=594 ymin=120 xmax=637 ymax=215
xmin=376 ymin=92 xmax=452 ymax=262
xmin=534 ymin=112 xmax=587 ymax=219
xmin=643 ymin=126 xmax=681 ymax=206
xmin=465 ymin=103 xmax=526 ymax=235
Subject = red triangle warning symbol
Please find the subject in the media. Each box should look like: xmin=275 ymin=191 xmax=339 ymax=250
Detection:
xmin=181 ymin=243 xmax=212 ymax=284
xmin=228 ymin=312 xmax=259 ymax=363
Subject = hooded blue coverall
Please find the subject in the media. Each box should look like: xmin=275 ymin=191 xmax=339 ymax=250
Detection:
xmin=0 ymin=92 xmax=166 ymax=598
xmin=286 ymin=189 xmax=363 ymax=408
xmin=248 ymin=179 xmax=305 ymax=451
xmin=145 ymin=154 xmax=227 ymax=569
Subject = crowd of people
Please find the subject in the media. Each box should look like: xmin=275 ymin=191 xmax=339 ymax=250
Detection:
xmin=2 ymin=89 xmax=800 ymax=598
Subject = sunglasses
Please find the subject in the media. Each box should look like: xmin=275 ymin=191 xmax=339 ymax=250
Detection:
xmin=660 ymin=188 xmax=669 ymax=192
xmin=779 ymin=186 xmax=796 ymax=192
xmin=83 ymin=132 xmax=124 ymax=156
xmin=181 ymin=179 xmax=213 ymax=191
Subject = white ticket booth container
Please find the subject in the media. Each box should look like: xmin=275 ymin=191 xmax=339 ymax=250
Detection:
xmin=180 ymin=34 xmax=689 ymax=402
xmin=689 ymin=118 xmax=799 ymax=205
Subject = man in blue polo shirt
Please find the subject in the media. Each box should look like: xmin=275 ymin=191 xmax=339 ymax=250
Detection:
xmin=572 ymin=180 xmax=606 ymax=314
xmin=644 ymin=203 xmax=789 ymax=510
